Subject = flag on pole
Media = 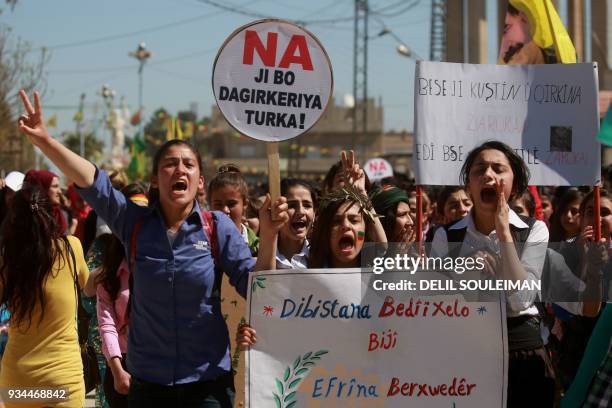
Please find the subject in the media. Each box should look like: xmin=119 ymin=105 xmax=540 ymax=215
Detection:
xmin=184 ymin=121 xmax=194 ymax=139
xmin=175 ymin=118 xmax=184 ymax=140
xmin=500 ymin=0 xmax=575 ymax=65
xmin=165 ymin=117 xmax=175 ymax=141
xmin=510 ymin=0 xmax=576 ymax=63
xmin=128 ymin=133 xmax=147 ymax=180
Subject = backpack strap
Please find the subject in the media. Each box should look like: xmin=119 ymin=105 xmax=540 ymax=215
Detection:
xmin=201 ymin=210 xmax=219 ymax=263
xmin=126 ymin=221 xmax=143 ymax=318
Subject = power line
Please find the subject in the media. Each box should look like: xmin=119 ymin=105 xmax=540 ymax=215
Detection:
xmin=33 ymin=0 xmax=262 ymax=52
xmin=370 ymin=0 xmax=421 ymax=18
xmin=196 ymin=0 xmax=269 ymax=20
xmin=48 ymin=46 xmax=218 ymax=75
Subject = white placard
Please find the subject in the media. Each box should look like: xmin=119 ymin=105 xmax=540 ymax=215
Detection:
xmin=414 ymin=62 xmax=600 ymax=186
xmin=213 ymin=19 xmax=333 ymax=142
xmin=364 ymin=158 xmax=394 ymax=182
xmin=246 ymin=269 xmax=507 ymax=407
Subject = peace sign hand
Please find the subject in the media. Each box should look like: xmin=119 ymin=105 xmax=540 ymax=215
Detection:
xmin=341 ymin=150 xmax=366 ymax=195
xmin=18 ymin=90 xmax=51 ymax=146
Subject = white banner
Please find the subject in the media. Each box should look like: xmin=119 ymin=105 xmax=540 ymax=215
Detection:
xmin=213 ymin=19 xmax=333 ymax=142
xmin=414 ymin=62 xmax=600 ymax=186
xmin=246 ymin=269 xmax=507 ymax=408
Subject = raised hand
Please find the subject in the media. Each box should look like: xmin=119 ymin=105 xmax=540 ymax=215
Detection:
xmin=236 ymin=323 xmax=257 ymax=350
xmin=258 ymin=194 xmax=289 ymax=235
xmin=494 ymin=179 xmax=511 ymax=241
xmin=341 ymin=150 xmax=366 ymax=195
xmin=18 ymin=90 xmax=51 ymax=146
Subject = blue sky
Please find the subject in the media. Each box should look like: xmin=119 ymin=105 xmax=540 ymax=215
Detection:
xmin=2 ymin=0 xmax=502 ymax=138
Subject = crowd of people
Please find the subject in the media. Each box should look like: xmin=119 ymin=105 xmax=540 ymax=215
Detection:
xmin=0 ymin=90 xmax=609 ymax=407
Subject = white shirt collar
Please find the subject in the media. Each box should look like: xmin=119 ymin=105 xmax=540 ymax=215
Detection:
xmin=449 ymin=208 xmax=528 ymax=231
xmin=276 ymin=239 xmax=309 ymax=269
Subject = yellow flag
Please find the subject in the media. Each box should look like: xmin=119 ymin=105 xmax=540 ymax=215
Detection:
xmin=46 ymin=114 xmax=57 ymax=128
xmin=175 ymin=118 xmax=184 ymax=140
xmin=184 ymin=122 xmax=194 ymax=138
xmin=510 ymin=0 xmax=576 ymax=63
xmin=165 ymin=117 xmax=174 ymax=141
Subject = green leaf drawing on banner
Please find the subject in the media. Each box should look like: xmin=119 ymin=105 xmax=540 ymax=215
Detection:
xmin=273 ymin=393 xmax=282 ymax=408
xmin=284 ymin=391 xmax=297 ymax=403
xmin=251 ymin=276 xmax=267 ymax=293
xmin=271 ymin=350 xmax=329 ymax=407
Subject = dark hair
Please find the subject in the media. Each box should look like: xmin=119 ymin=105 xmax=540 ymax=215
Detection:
xmin=579 ymin=188 xmax=610 ymax=216
xmin=0 ymin=185 xmax=65 ymax=328
xmin=95 ymin=234 xmax=124 ymax=301
xmin=94 ymin=184 xmax=145 ymax=301
xmin=549 ymin=188 xmax=585 ymax=242
xmin=322 ymin=160 xmax=372 ymax=194
xmin=436 ymin=187 xmax=466 ymax=216
xmin=149 ymin=140 xmax=203 ymax=204
xmin=207 ymin=164 xmax=249 ymax=202
xmin=308 ymin=192 xmax=371 ymax=268
xmin=122 ymin=182 xmax=147 ymax=199
xmin=511 ymin=190 xmax=536 ymax=217
xmin=460 ymin=140 xmax=530 ymax=200
xmin=281 ymin=178 xmax=318 ymax=209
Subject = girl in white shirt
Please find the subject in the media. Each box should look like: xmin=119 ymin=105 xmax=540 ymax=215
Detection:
xmin=431 ymin=140 xmax=554 ymax=407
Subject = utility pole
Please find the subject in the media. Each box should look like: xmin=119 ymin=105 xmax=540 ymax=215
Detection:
xmin=430 ymin=0 xmax=447 ymax=61
xmin=77 ymin=93 xmax=86 ymax=157
xmin=353 ymin=0 xmax=368 ymax=154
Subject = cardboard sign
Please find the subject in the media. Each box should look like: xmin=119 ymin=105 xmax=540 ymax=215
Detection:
xmin=246 ymin=269 xmax=507 ymax=407
xmin=414 ymin=62 xmax=600 ymax=186
xmin=364 ymin=158 xmax=394 ymax=182
xmin=213 ymin=19 xmax=333 ymax=142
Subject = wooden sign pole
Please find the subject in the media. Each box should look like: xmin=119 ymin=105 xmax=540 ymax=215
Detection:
xmin=267 ymin=141 xmax=281 ymax=207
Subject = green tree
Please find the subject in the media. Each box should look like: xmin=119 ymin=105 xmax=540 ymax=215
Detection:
xmin=0 ymin=24 xmax=48 ymax=172
xmin=63 ymin=132 xmax=104 ymax=163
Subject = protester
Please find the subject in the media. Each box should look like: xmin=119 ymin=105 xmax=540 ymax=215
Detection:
xmin=276 ymin=178 xmax=317 ymax=269
xmin=549 ymin=188 xmax=584 ymax=246
xmin=553 ymin=189 xmax=611 ymax=390
xmin=509 ymin=189 xmax=535 ymax=217
xmin=539 ymin=191 xmax=554 ymax=225
xmin=370 ymin=184 xmax=415 ymax=244
xmin=436 ymin=186 xmax=472 ymax=225
xmin=66 ymin=183 xmax=92 ymax=242
xmin=322 ymin=157 xmax=372 ymax=194
xmin=17 ymin=89 xmax=288 ymax=407
xmin=431 ymin=141 xmax=553 ymax=407
xmin=0 ymin=183 xmax=89 ymax=407
xmin=94 ymin=183 xmax=148 ymax=408
xmin=237 ymin=151 xmax=386 ymax=348
xmin=208 ymin=164 xmax=259 ymax=256
xmin=22 ymin=169 xmax=68 ymax=236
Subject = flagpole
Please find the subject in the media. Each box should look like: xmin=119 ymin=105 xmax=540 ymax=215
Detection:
xmin=77 ymin=93 xmax=86 ymax=157
xmin=129 ymin=43 xmax=152 ymax=138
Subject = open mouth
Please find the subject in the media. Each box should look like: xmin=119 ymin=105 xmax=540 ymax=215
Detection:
xmin=480 ymin=186 xmax=497 ymax=203
xmin=172 ymin=180 xmax=187 ymax=192
xmin=338 ymin=235 xmax=355 ymax=253
xmin=290 ymin=219 xmax=308 ymax=233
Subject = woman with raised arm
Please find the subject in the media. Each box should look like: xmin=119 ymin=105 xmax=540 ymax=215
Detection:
xmin=17 ymin=90 xmax=288 ymax=408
